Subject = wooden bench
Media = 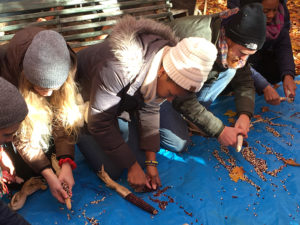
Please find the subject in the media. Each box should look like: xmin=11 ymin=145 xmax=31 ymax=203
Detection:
xmin=0 ymin=0 xmax=184 ymax=52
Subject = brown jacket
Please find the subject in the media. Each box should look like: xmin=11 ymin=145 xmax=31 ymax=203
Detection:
xmin=76 ymin=16 xmax=178 ymax=169
xmin=0 ymin=27 xmax=74 ymax=173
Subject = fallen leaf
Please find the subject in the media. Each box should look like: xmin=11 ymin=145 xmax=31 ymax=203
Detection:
xmin=224 ymin=110 xmax=236 ymax=117
xmin=253 ymin=115 xmax=262 ymax=119
xmin=261 ymin=106 xmax=269 ymax=113
xmin=228 ymin=118 xmax=235 ymax=124
xmin=282 ymin=158 xmax=300 ymax=166
xmin=229 ymin=166 xmax=246 ymax=182
xmin=295 ymin=80 xmax=300 ymax=85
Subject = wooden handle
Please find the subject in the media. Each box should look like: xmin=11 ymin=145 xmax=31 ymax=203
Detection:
xmin=97 ymin=165 xmax=131 ymax=197
xmin=236 ymin=135 xmax=243 ymax=152
xmin=280 ymin=96 xmax=294 ymax=103
xmin=65 ymin=198 xmax=72 ymax=210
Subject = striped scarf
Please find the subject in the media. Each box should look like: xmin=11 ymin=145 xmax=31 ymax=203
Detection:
xmin=218 ymin=8 xmax=247 ymax=69
xmin=218 ymin=28 xmax=247 ymax=69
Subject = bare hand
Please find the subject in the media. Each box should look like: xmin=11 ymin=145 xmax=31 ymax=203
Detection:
xmin=58 ymin=163 xmax=75 ymax=197
xmin=217 ymin=126 xmax=247 ymax=147
xmin=127 ymin=161 xmax=149 ymax=192
xmin=234 ymin=114 xmax=250 ymax=138
xmin=41 ymin=168 xmax=68 ymax=203
xmin=146 ymin=166 xmax=161 ymax=190
xmin=283 ymin=75 xmax=296 ymax=98
xmin=263 ymin=85 xmax=280 ymax=105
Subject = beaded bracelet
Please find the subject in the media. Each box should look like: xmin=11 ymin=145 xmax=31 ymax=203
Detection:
xmin=145 ymin=160 xmax=158 ymax=167
xmin=58 ymin=158 xmax=77 ymax=170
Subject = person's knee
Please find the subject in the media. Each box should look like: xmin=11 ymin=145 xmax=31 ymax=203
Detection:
xmin=160 ymin=128 xmax=190 ymax=153
xmin=77 ymin=134 xmax=124 ymax=179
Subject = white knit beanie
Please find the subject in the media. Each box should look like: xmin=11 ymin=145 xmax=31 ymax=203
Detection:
xmin=163 ymin=37 xmax=217 ymax=92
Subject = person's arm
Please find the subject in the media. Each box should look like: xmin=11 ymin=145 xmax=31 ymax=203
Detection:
xmin=172 ymin=94 xmax=225 ymax=138
xmin=13 ymin=134 xmax=70 ymax=203
xmin=250 ymin=66 xmax=281 ymax=105
xmin=276 ymin=26 xmax=295 ymax=82
xmin=87 ymin=67 xmax=136 ymax=170
xmin=231 ymin=64 xmax=255 ymax=119
xmin=230 ymin=64 xmax=255 ymax=136
xmin=262 ymin=85 xmax=281 ymax=105
xmin=41 ymin=168 xmax=68 ymax=203
xmin=53 ymin=126 xmax=76 ymax=194
xmin=145 ymin=151 xmax=161 ymax=190
xmin=172 ymin=94 xmax=246 ymax=147
xmin=250 ymin=66 xmax=270 ymax=95
xmin=274 ymin=4 xmax=296 ymax=97
xmin=13 ymin=139 xmax=51 ymax=174
xmin=283 ymin=75 xmax=296 ymax=98
xmin=136 ymin=101 xmax=161 ymax=190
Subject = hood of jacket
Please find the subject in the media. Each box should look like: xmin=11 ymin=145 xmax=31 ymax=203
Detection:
xmin=108 ymin=15 xmax=178 ymax=83
xmin=1 ymin=27 xmax=45 ymax=86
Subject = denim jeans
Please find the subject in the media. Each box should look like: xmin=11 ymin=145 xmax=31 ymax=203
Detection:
xmin=77 ymin=118 xmax=145 ymax=180
xmin=160 ymin=68 xmax=236 ymax=152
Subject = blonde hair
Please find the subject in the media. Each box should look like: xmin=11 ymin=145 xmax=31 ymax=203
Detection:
xmin=16 ymin=49 xmax=84 ymax=150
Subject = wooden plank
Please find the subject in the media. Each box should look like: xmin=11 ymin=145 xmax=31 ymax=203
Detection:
xmin=0 ymin=2 xmax=171 ymax=32
xmin=0 ymin=0 xmax=169 ymax=23
xmin=69 ymin=39 xmax=104 ymax=48
xmin=0 ymin=0 xmax=115 ymax=14
xmin=58 ymin=20 xmax=117 ymax=33
xmin=0 ymin=34 xmax=14 ymax=41
xmin=59 ymin=3 xmax=170 ymax=23
xmin=0 ymin=10 xmax=171 ymax=37
xmin=63 ymin=29 xmax=110 ymax=40
xmin=0 ymin=0 xmax=174 ymax=48
xmin=1 ymin=19 xmax=59 ymax=32
xmin=0 ymin=0 xmax=167 ymax=15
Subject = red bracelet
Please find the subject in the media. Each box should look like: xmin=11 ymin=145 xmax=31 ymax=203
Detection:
xmin=58 ymin=158 xmax=77 ymax=170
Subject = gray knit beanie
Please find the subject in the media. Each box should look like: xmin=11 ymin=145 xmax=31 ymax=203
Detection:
xmin=0 ymin=77 xmax=28 ymax=129
xmin=23 ymin=30 xmax=71 ymax=89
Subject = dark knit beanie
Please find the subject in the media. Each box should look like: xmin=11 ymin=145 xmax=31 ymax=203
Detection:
xmin=0 ymin=77 xmax=28 ymax=129
xmin=225 ymin=3 xmax=266 ymax=50
xmin=23 ymin=30 xmax=71 ymax=89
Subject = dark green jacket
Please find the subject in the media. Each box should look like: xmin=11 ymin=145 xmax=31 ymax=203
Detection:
xmin=170 ymin=14 xmax=255 ymax=137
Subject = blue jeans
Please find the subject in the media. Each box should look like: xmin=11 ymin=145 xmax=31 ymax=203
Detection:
xmin=160 ymin=69 xmax=236 ymax=152
xmin=77 ymin=118 xmax=145 ymax=179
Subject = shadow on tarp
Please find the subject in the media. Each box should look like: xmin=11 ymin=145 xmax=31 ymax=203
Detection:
xmin=17 ymin=78 xmax=300 ymax=225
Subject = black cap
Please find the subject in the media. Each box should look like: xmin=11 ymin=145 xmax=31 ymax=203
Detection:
xmin=225 ymin=3 xmax=266 ymax=50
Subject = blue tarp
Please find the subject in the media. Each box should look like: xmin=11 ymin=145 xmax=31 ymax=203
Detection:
xmin=16 ymin=78 xmax=300 ymax=225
